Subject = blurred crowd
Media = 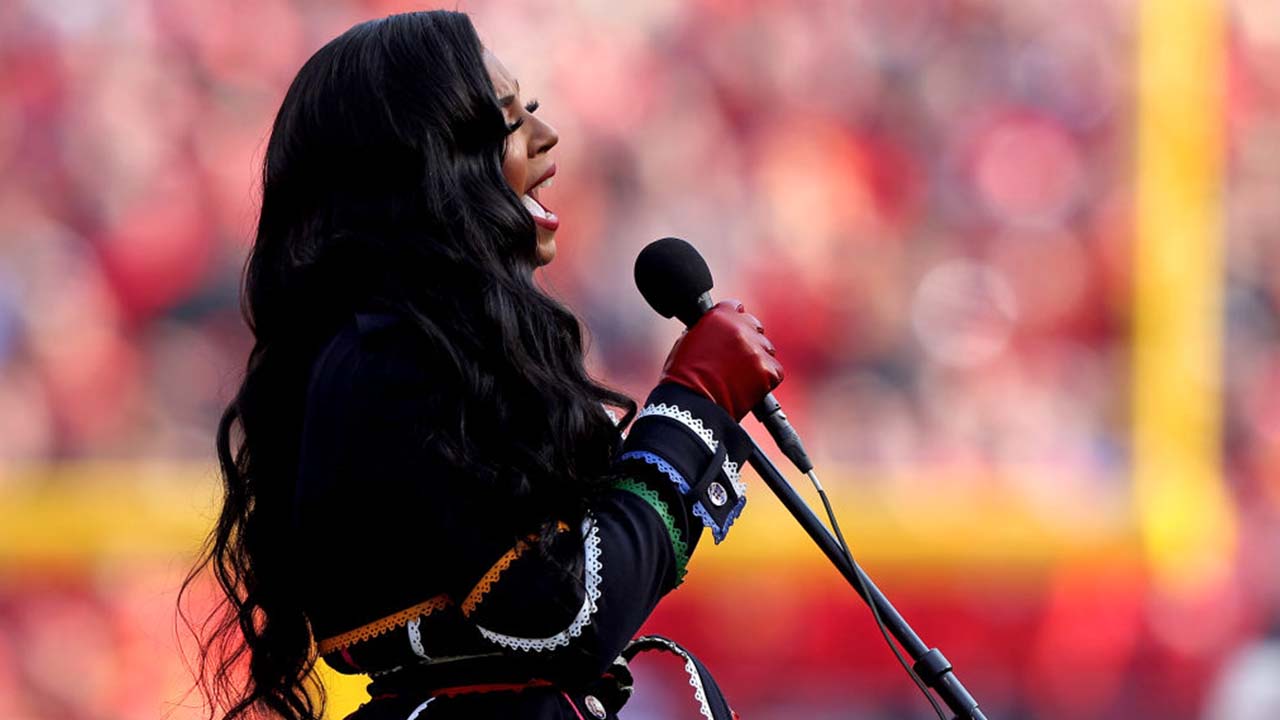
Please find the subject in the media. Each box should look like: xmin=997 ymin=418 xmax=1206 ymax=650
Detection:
xmin=0 ymin=0 xmax=1277 ymax=718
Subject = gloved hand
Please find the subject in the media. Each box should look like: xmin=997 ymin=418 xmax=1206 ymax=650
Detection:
xmin=659 ymin=300 xmax=784 ymax=421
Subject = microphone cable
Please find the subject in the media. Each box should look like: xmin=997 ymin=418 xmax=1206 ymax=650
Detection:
xmin=801 ymin=467 xmax=948 ymax=720
xmin=634 ymin=236 xmax=958 ymax=718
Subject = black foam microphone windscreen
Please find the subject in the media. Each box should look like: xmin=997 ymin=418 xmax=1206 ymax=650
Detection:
xmin=633 ymin=237 xmax=714 ymax=324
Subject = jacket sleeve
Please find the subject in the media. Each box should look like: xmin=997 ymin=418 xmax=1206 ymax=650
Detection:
xmin=453 ymin=383 xmax=755 ymax=684
xmin=326 ymin=323 xmax=754 ymax=685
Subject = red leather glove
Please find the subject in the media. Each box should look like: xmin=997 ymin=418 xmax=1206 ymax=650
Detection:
xmin=659 ymin=300 xmax=785 ymax=421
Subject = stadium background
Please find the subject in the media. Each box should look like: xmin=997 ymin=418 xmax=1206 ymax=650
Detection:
xmin=1 ymin=0 xmax=1278 ymax=718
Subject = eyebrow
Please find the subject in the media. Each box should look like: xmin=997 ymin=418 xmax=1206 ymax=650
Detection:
xmin=498 ymin=79 xmax=521 ymax=107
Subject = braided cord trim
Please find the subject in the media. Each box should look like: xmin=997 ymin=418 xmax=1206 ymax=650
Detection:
xmin=476 ymin=515 xmax=603 ymax=652
xmin=316 ymin=594 xmax=453 ymax=656
xmin=614 ymin=477 xmax=690 ymax=585
xmin=461 ymin=521 xmax=571 ymax=617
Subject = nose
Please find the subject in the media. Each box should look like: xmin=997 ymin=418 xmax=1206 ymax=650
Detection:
xmin=530 ymin=115 xmax=558 ymax=157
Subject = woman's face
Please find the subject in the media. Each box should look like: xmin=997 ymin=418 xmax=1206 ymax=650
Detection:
xmin=484 ymin=49 xmax=560 ymax=267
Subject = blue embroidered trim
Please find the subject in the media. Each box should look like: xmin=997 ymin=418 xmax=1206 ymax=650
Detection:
xmin=619 ymin=450 xmax=744 ymax=543
xmin=620 ymin=450 xmax=690 ymax=493
xmin=702 ymin=494 xmax=745 ymax=544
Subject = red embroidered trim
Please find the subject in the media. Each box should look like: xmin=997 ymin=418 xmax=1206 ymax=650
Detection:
xmin=431 ymin=679 xmax=556 ymax=698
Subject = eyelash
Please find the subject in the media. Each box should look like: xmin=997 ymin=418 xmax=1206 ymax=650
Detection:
xmin=506 ymin=99 xmax=540 ymax=133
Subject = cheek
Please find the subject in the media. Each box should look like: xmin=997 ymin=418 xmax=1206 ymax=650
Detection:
xmin=501 ymin=138 xmax=526 ymax=194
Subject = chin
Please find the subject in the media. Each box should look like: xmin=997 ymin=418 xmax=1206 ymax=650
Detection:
xmin=535 ymin=234 xmax=557 ymax=266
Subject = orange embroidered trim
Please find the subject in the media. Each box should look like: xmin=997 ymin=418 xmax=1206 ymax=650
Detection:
xmin=461 ymin=521 xmax=571 ymax=617
xmin=316 ymin=594 xmax=453 ymax=656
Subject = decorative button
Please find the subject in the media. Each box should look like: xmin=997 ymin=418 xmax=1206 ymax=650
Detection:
xmin=707 ymin=481 xmax=728 ymax=507
xmin=583 ymin=694 xmax=607 ymax=719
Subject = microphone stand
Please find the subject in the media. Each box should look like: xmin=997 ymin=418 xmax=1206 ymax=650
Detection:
xmin=635 ymin=244 xmax=984 ymax=717
xmin=744 ymin=437 xmax=987 ymax=720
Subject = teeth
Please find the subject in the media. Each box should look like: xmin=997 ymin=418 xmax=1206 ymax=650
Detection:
xmin=521 ymin=193 xmax=548 ymax=219
xmin=540 ymin=176 xmax=554 ymax=189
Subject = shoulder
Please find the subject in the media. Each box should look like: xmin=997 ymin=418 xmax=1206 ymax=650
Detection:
xmin=308 ymin=311 xmax=433 ymax=394
xmin=303 ymin=311 xmax=452 ymax=432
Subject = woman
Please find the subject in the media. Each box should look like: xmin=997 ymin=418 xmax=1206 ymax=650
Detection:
xmin=185 ymin=11 xmax=782 ymax=720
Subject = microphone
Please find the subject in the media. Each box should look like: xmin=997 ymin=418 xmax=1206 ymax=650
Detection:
xmin=634 ymin=237 xmax=814 ymax=473
xmin=634 ymin=237 xmax=987 ymax=720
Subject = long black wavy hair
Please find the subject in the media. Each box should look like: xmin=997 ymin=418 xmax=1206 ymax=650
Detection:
xmin=180 ymin=11 xmax=635 ymax=720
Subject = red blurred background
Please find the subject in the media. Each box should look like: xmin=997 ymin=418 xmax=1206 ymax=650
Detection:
xmin=1 ymin=0 xmax=1278 ymax=718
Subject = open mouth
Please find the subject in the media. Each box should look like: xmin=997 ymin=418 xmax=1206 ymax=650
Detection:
xmin=522 ymin=168 xmax=559 ymax=231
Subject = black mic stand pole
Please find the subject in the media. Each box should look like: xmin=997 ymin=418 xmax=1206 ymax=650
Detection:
xmin=638 ymin=243 xmax=984 ymax=717
xmin=744 ymin=437 xmax=987 ymax=720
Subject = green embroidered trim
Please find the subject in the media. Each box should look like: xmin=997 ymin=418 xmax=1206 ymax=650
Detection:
xmin=614 ymin=477 xmax=690 ymax=584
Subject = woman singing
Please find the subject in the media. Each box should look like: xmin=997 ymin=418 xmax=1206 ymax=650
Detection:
xmin=185 ymin=10 xmax=782 ymax=720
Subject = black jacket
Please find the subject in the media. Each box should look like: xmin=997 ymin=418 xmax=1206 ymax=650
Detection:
xmin=294 ymin=313 xmax=753 ymax=719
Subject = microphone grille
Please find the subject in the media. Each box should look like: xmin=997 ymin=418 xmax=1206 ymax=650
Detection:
xmin=634 ymin=237 xmax=714 ymax=319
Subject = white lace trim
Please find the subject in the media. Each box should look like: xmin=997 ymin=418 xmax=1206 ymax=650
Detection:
xmin=638 ymin=403 xmax=717 ymax=449
xmin=404 ymin=698 xmax=434 ymax=720
xmin=476 ymin=515 xmax=603 ymax=652
xmin=637 ymin=403 xmax=746 ymax=499
xmin=648 ymin=636 xmax=714 ymax=719
xmin=406 ymin=617 xmax=429 ymax=661
xmin=723 ymin=459 xmax=745 ymax=499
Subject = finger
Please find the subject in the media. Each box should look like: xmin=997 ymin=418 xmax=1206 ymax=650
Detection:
xmin=758 ymin=360 xmax=784 ymax=391
xmin=718 ymin=298 xmax=744 ymax=314
xmin=740 ymin=336 xmax=766 ymax=364
xmin=744 ymin=329 xmax=774 ymax=353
